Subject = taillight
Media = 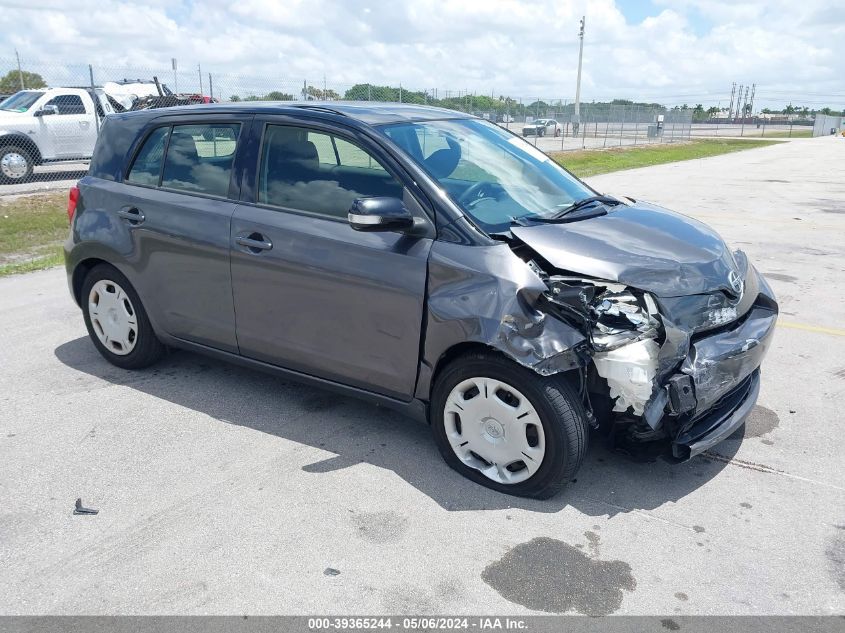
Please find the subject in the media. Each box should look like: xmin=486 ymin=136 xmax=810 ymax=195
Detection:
xmin=67 ymin=186 xmax=80 ymax=223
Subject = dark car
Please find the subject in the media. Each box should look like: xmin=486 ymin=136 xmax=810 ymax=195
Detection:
xmin=64 ymin=102 xmax=777 ymax=498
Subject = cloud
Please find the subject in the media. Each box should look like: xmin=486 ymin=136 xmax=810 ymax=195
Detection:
xmin=0 ymin=0 xmax=842 ymax=109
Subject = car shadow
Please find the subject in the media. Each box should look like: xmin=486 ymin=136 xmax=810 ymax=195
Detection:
xmin=54 ymin=336 xmax=739 ymax=515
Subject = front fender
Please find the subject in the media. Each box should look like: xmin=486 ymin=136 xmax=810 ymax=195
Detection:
xmin=416 ymin=241 xmax=587 ymax=401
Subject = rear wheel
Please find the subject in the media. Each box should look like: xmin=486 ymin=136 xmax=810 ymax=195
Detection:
xmin=431 ymin=351 xmax=588 ymax=498
xmin=81 ymin=264 xmax=165 ymax=369
xmin=0 ymin=145 xmax=34 ymax=184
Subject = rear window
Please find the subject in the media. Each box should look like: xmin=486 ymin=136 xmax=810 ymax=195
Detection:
xmin=125 ymin=122 xmax=240 ymax=197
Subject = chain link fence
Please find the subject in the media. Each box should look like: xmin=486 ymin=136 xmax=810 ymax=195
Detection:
xmin=1 ymin=56 xmax=693 ymax=191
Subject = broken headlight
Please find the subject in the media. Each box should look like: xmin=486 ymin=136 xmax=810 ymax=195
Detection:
xmin=543 ymin=277 xmax=661 ymax=350
xmin=543 ymin=276 xmax=663 ymax=416
xmin=657 ymin=292 xmax=739 ymax=334
xmin=590 ymin=289 xmax=661 ymax=351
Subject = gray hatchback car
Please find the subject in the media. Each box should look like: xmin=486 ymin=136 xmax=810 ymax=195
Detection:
xmin=64 ymin=102 xmax=778 ymax=498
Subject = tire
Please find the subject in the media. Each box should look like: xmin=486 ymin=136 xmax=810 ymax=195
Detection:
xmin=430 ymin=351 xmax=588 ymax=499
xmin=81 ymin=264 xmax=166 ymax=369
xmin=0 ymin=145 xmax=34 ymax=184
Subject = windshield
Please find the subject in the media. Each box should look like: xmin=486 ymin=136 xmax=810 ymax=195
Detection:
xmin=379 ymin=118 xmax=594 ymax=233
xmin=0 ymin=91 xmax=44 ymax=113
xmin=0 ymin=90 xmax=44 ymax=112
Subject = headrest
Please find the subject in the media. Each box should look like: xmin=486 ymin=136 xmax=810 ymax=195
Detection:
xmin=424 ymin=136 xmax=461 ymax=179
xmin=167 ymin=132 xmax=199 ymax=164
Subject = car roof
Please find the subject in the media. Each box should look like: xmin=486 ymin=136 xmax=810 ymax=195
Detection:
xmin=113 ymin=101 xmax=474 ymax=126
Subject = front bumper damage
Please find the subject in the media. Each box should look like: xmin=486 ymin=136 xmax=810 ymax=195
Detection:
xmin=539 ymin=259 xmax=778 ymax=460
xmin=645 ymin=303 xmax=777 ymax=458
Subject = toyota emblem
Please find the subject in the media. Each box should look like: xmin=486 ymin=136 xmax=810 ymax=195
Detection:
xmin=728 ymin=270 xmax=744 ymax=296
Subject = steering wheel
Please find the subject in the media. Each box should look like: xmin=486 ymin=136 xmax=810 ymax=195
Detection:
xmin=457 ymin=181 xmax=504 ymax=209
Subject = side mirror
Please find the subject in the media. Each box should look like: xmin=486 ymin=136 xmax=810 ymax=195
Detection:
xmin=348 ymin=197 xmax=414 ymax=232
xmin=34 ymin=105 xmax=59 ymax=117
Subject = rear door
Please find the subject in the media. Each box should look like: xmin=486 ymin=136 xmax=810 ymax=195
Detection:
xmin=230 ymin=118 xmax=434 ymax=399
xmin=118 ymin=115 xmax=249 ymax=353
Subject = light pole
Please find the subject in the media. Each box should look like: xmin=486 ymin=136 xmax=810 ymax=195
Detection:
xmin=15 ymin=49 xmax=24 ymax=90
xmin=573 ymin=16 xmax=585 ymax=135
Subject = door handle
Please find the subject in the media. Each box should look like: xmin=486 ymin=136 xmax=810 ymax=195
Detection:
xmin=235 ymin=233 xmax=273 ymax=253
xmin=117 ymin=207 xmax=145 ymax=225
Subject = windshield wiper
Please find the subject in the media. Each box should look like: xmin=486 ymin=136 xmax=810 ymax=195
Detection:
xmin=549 ymin=194 xmax=620 ymax=219
xmin=508 ymin=215 xmax=535 ymax=227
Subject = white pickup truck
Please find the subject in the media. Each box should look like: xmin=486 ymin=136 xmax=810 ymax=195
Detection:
xmin=0 ymin=87 xmax=114 ymax=183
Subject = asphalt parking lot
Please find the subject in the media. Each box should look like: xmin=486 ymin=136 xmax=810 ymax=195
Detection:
xmin=0 ymin=137 xmax=843 ymax=616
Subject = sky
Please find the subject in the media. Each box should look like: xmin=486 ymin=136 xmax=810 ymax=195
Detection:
xmin=0 ymin=0 xmax=843 ymax=110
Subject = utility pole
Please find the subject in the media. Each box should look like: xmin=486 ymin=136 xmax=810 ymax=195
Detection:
xmin=739 ymin=85 xmax=750 ymax=135
xmin=727 ymin=82 xmax=736 ymax=121
xmin=198 ymin=63 xmax=203 ymax=96
xmin=741 ymin=83 xmax=755 ymax=136
xmin=573 ymin=16 xmax=585 ymax=134
xmin=15 ymin=49 xmax=24 ymax=90
xmin=734 ymin=84 xmax=743 ymax=122
xmin=172 ymin=58 xmax=178 ymax=93
xmin=748 ymin=83 xmax=756 ymax=120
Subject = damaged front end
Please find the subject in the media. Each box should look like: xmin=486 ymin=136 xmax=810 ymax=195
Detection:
xmin=537 ymin=259 xmax=778 ymax=460
xmin=420 ymin=227 xmax=777 ymax=461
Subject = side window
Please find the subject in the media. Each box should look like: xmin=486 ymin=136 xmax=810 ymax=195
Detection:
xmin=333 ymin=137 xmax=389 ymax=172
xmin=160 ymin=123 xmax=241 ymax=197
xmin=45 ymin=94 xmax=86 ymax=115
xmin=259 ymin=124 xmax=403 ymax=218
xmin=127 ymin=126 xmax=170 ymax=186
xmin=307 ymin=132 xmax=338 ymax=165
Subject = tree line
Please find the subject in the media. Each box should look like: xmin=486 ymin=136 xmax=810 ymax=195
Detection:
xmin=2 ymin=69 xmax=842 ymax=118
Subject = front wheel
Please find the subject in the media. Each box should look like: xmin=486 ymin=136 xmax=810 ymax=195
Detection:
xmin=431 ymin=351 xmax=588 ymax=498
xmin=0 ymin=145 xmax=34 ymax=184
xmin=81 ymin=264 xmax=166 ymax=369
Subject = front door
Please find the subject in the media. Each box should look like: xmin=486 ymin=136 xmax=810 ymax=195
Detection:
xmin=230 ymin=121 xmax=433 ymax=399
xmin=39 ymin=93 xmax=98 ymax=157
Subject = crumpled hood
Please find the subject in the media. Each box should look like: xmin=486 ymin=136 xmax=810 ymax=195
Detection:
xmin=511 ymin=202 xmax=742 ymax=297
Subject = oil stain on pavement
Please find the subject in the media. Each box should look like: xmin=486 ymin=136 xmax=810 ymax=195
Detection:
xmin=481 ymin=536 xmax=635 ymax=615
xmin=352 ymin=511 xmax=408 ymax=544
xmin=742 ymin=405 xmax=780 ymax=438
